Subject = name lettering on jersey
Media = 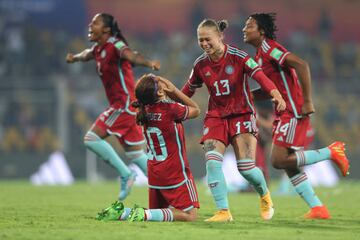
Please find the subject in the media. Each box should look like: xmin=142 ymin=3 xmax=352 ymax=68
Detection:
xmin=225 ymin=65 xmax=234 ymax=75
xmin=245 ymin=58 xmax=258 ymax=69
xmin=147 ymin=113 xmax=162 ymax=121
xmin=101 ymin=49 xmax=106 ymax=58
xmin=205 ymin=71 xmax=211 ymax=77
xmin=270 ymin=48 xmax=283 ymax=60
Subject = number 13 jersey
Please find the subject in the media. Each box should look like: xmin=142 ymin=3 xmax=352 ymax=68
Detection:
xmin=186 ymin=44 xmax=260 ymax=118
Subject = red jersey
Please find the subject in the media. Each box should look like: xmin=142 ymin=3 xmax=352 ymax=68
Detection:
xmin=144 ymin=100 xmax=193 ymax=189
xmin=184 ymin=45 xmax=262 ymax=118
xmin=92 ymin=37 xmax=136 ymax=113
xmin=255 ymin=38 xmax=303 ymax=118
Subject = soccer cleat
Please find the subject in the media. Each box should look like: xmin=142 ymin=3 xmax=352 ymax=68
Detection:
xmin=204 ymin=210 xmax=233 ymax=222
xmin=95 ymin=200 xmax=124 ymax=221
xmin=118 ymin=171 xmax=137 ymax=200
xmin=328 ymin=141 xmax=350 ymax=177
xmin=304 ymin=205 xmax=330 ymax=219
xmin=260 ymin=191 xmax=274 ymax=220
xmin=127 ymin=205 xmax=146 ymax=222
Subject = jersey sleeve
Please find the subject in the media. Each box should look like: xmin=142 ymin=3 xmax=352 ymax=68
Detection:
xmin=243 ymin=56 xmax=262 ymax=78
xmin=266 ymin=42 xmax=290 ymax=67
xmin=169 ymin=102 xmax=189 ymax=122
xmin=181 ymin=66 xmax=203 ymax=97
xmin=114 ymin=40 xmax=130 ymax=58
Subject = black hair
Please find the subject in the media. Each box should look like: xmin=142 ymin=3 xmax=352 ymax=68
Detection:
xmin=132 ymin=74 xmax=159 ymax=125
xmin=248 ymin=13 xmax=278 ymax=40
xmin=100 ymin=13 xmax=129 ymax=45
xmin=198 ymin=18 xmax=229 ymax=33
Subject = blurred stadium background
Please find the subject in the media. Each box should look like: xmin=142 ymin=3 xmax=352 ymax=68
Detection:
xmin=0 ymin=0 xmax=359 ymax=181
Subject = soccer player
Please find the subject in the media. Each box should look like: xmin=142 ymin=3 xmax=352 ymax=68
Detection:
xmin=97 ymin=74 xmax=200 ymax=222
xmin=66 ymin=13 xmax=160 ymax=200
xmin=242 ymin=13 xmax=350 ymax=219
xmin=181 ymin=19 xmax=286 ymax=222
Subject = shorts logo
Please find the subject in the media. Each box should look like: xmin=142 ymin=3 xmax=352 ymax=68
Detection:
xmin=99 ymin=115 xmax=105 ymax=121
xmin=203 ymin=127 xmax=209 ymax=135
xmin=101 ymin=50 xmax=106 ymax=58
xmin=225 ymin=65 xmax=234 ymax=75
xmin=277 ymin=136 xmax=284 ymax=142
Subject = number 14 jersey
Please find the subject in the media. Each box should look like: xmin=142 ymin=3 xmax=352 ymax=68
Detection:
xmin=144 ymin=100 xmax=193 ymax=189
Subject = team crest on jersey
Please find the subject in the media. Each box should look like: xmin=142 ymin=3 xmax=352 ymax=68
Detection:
xmin=203 ymin=127 xmax=209 ymax=135
xmin=101 ymin=49 xmax=106 ymax=58
xmin=225 ymin=65 xmax=234 ymax=75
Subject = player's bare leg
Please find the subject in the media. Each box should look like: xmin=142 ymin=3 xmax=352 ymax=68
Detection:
xmin=233 ymin=133 xmax=274 ymax=220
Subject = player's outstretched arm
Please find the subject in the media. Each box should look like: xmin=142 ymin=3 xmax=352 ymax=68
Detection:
xmin=121 ymin=49 xmax=160 ymax=70
xmin=284 ymin=53 xmax=315 ymax=115
xmin=66 ymin=49 xmax=94 ymax=63
xmin=157 ymin=77 xmax=200 ymax=119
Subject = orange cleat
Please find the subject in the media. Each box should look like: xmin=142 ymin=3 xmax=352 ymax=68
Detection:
xmin=204 ymin=210 xmax=233 ymax=222
xmin=304 ymin=206 xmax=330 ymax=219
xmin=328 ymin=142 xmax=350 ymax=177
xmin=260 ymin=192 xmax=274 ymax=220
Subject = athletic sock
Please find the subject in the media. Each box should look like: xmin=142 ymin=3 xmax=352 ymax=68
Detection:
xmin=296 ymin=147 xmax=331 ymax=167
xmin=290 ymin=172 xmax=322 ymax=208
xmin=237 ymin=159 xmax=268 ymax=196
xmin=145 ymin=209 xmax=174 ymax=222
xmin=125 ymin=150 xmax=148 ymax=176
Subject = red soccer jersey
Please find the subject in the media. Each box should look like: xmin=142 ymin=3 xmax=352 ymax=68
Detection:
xmin=144 ymin=100 xmax=193 ymax=189
xmin=184 ymin=45 xmax=261 ymax=118
xmin=255 ymin=38 xmax=303 ymax=118
xmin=92 ymin=37 xmax=136 ymax=113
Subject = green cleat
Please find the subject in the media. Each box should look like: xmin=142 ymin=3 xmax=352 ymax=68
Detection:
xmin=96 ymin=201 xmax=124 ymax=221
xmin=127 ymin=204 xmax=146 ymax=222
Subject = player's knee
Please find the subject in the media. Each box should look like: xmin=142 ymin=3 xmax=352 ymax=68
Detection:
xmin=271 ymin=157 xmax=286 ymax=169
xmin=83 ymin=131 xmax=99 ymax=147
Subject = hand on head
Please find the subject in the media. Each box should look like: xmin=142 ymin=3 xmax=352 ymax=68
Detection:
xmin=157 ymin=76 xmax=176 ymax=93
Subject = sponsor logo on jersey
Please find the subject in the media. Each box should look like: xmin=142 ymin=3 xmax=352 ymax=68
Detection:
xmin=205 ymin=71 xmax=211 ymax=77
xmin=203 ymin=127 xmax=209 ymax=135
xmin=270 ymin=48 xmax=283 ymax=60
xmin=245 ymin=58 xmax=258 ymax=69
xmin=101 ymin=49 xmax=106 ymax=58
xmin=225 ymin=65 xmax=234 ymax=75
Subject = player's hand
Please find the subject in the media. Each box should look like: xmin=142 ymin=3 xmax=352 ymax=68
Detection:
xmin=302 ymin=100 xmax=315 ymax=116
xmin=157 ymin=76 xmax=176 ymax=93
xmin=270 ymin=89 xmax=286 ymax=112
xmin=151 ymin=60 xmax=161 ymax=71
xmin=66 ymin=53 xmax=75 ymax=63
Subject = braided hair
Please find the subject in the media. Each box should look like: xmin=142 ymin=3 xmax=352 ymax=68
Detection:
xmin=100 ymin=13 xmax=129 ymax=45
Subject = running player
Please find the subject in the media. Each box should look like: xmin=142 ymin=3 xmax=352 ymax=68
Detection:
xmin=181 ymin=19 xmax=286 ymax=222
xmin=97 ymin=74 xmax=200 ymax=222
xmin=66 ymin=13 xmax=160 ymax=200
xmin=243 ymin=13 xmax=350 ymax=219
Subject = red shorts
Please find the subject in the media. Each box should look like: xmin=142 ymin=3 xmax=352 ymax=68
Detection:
xmin=93 ymin=106 xmax=145 ymax=146
xmin=272 ymin=113 xmax=309 ymax=149
xmin=201 ymin=113 xmax=258 ymax=146
xmin=149 ymin=177 xmax=200 ymax=211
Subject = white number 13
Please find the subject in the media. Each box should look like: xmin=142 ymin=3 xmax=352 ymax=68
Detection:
xmin=214 ymin=79 xmax=230 ymax=96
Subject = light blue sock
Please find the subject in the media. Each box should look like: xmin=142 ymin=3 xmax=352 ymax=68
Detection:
xmin=206 ymin=151 xmax=229 ymax=210
xmin=290 ymin=172 xmax=322 ymax=208
xmin=84 ymin=131 xmax=130 ymax=177
xmin=145 ymin=208 xmax=174 ymax=222
xmin=125 ymin=150 xmax=148 ymax=176
xmin=120 ymin=208 xmax=132 ymax=220
xmin=237 ymin=159 xmax=268 ymax=196
xmin=296 ymin=147 xmax=331 ymax=167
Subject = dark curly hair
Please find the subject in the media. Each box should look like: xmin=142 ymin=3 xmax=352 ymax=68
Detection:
xmin=248 ymin=13 xmax=278 ymax=40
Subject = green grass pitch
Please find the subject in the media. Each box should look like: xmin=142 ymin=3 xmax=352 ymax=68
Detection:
xmin=1 ymin=181 xmax=360 ymax=240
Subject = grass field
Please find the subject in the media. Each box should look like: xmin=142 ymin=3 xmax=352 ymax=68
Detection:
xmin=1 ymin=181 xmax=360 ymax=240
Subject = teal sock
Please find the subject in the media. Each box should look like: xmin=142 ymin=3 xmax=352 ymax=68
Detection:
xmin=125 ymin=150 xmax=148 ymax=176
xmin=145 ymin=209 xmax=174 ymax=222
xmin=206 ymin=151 xmax=229 ymax=210
xmin=237 ymin=159 xmax=268 ymax=196
xmin=290 ymin=172 xmax=322 ymax=208
xmin=84 ymin=131 xmax=130 ymax=177
xmin=296 ymin=147 xmax=331 ymax=167
xmin=120 ymin=207 xmax=132 ymax=220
